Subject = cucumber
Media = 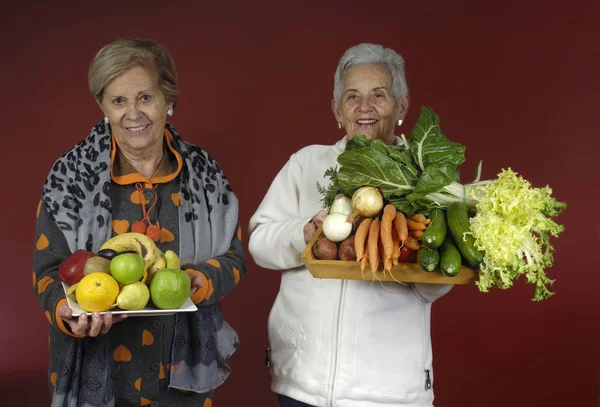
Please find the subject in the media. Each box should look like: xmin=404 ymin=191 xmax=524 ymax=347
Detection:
xmin=417 ymin=246 xmax=440 ymax=272
xmin=439 ymin=233 xmax=462 ymax=277
xmin=447 ymin=202 xmax=484 ymax=268
xmin=422 ymin=208 xmax=447 ymax=249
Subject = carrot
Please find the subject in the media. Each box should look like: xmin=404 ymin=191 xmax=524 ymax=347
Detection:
xmin=422 ymin=218 xmax=431 ymax=225
xmin=354 ymin=218 xmax=372 ymax=262
xmin=406 ymin=219 xmax=427 ymax=231
xmin=380 ymin=204 xmax=396 ymax=271
xmin=409 ymin=230 xmax=424 ymax=239
xmin=393 ymin=211 xmax=408 ymax=246
xmin=360 ymin=240 xmax=369 ymax=276
xmin=391 ymin=228 xmax=400 ymax=266
xmin=382 ymin=231 xmax=404 ymax=284
xmin=378 ymin=239 xmax=386 ymax=272
xmin=405 ymin=236 xmax=420 ymax=251
xmin=409 ymin=213 xmax=427 ymax=223
xmin=368 ymin=218 xmax=381 ymax=273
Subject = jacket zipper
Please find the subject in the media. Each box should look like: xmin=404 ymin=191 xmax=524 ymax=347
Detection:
xmin=424 ymin=369 xmax=432 ymax=390
xmin=326 ymin=280 xmax=346 ymax=407
xmin=423 ymin=304 xmax=432 ymax=391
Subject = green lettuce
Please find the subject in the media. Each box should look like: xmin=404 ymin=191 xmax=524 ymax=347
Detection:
xmin=469 ymin=169 xmax=566 ymax=301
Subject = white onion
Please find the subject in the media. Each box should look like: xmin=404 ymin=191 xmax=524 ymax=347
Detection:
xmin=329 ymin=194 xmax=353 ymax=216
xmin=351 ymin=186 xmax=384 ymax=218
xmin=322 ymin=213 xmax=353 ymax=242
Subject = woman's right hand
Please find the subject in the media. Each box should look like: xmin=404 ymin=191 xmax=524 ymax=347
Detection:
xmin=58 ymin=305 xmax=127 ymax=337
xmin=304 ymin=210 xmax=328 ymax=243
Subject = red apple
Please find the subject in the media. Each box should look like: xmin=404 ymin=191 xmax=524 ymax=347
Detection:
xmin=58 ymin=250 xmax=95 ymax=286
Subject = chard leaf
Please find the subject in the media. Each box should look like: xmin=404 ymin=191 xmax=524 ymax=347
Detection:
xmin=337 ymin=139 xmax=418 ymax=198
xmin=386 ymin=196 xmax=419 ymax=216
xmin=406 ymin=107 xmax=466 ymax=200
xmin=345 ymin=135 xmax=372 ymax=151
xmin=388 ymin=147 xmax=420 ymax=178
xmin=410 ymin=107 xmax=466 ymax=170
xmin=408 ymin=162 xmax=460 ymax=200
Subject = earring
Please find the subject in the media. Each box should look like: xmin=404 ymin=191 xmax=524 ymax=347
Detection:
xmin=338 ymin=122 xmax=342 ymax=129
xmin=397 ymin=119 xmax=403 ymax=127
xmin=104 ymin=116 xmax=109 ymax=124
xmin=167 ymin=108 xmax=173 ymax=117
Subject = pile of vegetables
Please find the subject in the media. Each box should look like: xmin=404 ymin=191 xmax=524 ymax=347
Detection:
xmin=316 ymin=107 xmax=566 ymax=301
xmin=314 ymin=192 xmax=428 ymax=270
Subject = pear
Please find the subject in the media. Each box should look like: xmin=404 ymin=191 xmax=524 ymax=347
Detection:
xmin=66 ymin=283 xmax=78 ymax=303
xmin=116 ymin=281 xmax=150 ymax=311
xmin=164 ymin=250 xmax=181 ymax=270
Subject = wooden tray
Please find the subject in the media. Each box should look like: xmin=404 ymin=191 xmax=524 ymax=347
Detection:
xmin=301 ymin=226 xmax=478 ymax=285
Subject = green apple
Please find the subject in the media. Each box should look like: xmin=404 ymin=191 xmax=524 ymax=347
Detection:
xmin=150 ymin=268 xmax=191 ymax=309
xmin=110 ymin=253 xmax=144 ymax=285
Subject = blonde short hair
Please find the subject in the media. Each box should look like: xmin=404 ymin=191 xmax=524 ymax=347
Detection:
xmin=88 ymin=37 xmax=179 ymax=106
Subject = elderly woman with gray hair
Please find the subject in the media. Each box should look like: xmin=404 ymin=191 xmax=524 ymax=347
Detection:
xmin=248 ymin=43 xmax=451 ymax=407
xmin=33 ymin=37 xmax=246 ymax=406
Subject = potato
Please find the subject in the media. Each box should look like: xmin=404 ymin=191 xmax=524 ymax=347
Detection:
xmin=338 ymin=234 xmax=356 ymax=261
xmin=313 ymin=237 xmax=338 ymax=260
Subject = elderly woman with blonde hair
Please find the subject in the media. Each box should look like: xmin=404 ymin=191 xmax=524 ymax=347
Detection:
xmin=249 ymin=43 xmax=451 ymax=407
xmin=33 ymin=37 xmax=246 ymax=407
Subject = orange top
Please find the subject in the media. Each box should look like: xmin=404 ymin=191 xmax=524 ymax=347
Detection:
xmin=110 ymin=128 xmax=183 ymax=185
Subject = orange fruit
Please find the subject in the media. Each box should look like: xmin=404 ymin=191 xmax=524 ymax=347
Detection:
xmin=76 ymin=272 xmax=119 ymax=312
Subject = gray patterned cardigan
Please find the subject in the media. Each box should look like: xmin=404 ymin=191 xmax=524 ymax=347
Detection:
xmin=33 ymin=121 xmax=246 ymax=407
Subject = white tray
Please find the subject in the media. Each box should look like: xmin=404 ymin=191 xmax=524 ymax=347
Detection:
xmin=61 ymin=282 xmax=198 ymax=317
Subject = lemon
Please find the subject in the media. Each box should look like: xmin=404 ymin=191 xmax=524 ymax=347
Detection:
xmin=149 ymin=268 xmax=191 ymax=310
xmin=116 ymin=281 xmax=150 ymax=310
xmin=110 ymin=253 xmax=145 ymax=285
xmin=76 ymin=272 xmax=119 ymax=312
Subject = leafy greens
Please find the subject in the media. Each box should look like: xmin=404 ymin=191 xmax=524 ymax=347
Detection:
xmin=336 ymin=107 xmax=481 ymax=215
xmin=469 ymin=169 xmax=566 ymax=300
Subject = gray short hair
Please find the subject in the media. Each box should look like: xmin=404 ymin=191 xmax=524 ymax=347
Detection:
xmin=333 ymin=43 xmax=408 ymax=105
xmin=88 ymin=37 xmax=179 ymax=106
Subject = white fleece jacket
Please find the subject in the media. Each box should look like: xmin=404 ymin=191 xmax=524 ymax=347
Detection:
xmin=248 ymin=136 xmax=452 ymax=407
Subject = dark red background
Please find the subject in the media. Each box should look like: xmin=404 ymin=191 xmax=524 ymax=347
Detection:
xmin=1 ymin=1 xmax=598 ymax=406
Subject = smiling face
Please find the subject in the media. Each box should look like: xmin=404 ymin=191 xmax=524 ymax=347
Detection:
xmin=332 ymin=63 xmax=409 ymax=145
xmin=98 ymin=66 xmax=171 ymax=155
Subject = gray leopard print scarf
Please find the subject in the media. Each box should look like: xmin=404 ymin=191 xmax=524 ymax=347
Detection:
xmin=42 ymin=120 xmax=239 ymax=407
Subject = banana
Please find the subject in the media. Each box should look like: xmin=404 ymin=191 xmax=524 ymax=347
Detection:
xmin=99 ymin=232 xmax=159 ymax=272
xmin=147 ymin=251 xmax=167 ymax=282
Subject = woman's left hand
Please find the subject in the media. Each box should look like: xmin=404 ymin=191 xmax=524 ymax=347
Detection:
xmin=189 ymin=274 xmax=204 ymax=297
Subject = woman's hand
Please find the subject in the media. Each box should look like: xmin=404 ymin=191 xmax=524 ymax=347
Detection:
xmin=189 ymin=274 xmax=204 ymax=298
xmin=57 ymin=304 xmax=127 ymax=337
xmin=304 ymin=210 xmax=328 ymax=243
